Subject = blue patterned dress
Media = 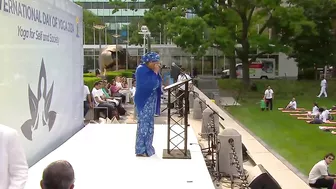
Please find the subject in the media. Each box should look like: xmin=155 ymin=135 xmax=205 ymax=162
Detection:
xmin=135 ymin=82 xmax=158 ymax=156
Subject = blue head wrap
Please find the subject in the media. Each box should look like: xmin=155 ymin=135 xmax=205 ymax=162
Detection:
xmin=141 ymin=52 xmax=160 ymax=64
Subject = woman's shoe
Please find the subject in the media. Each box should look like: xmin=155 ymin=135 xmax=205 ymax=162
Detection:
xmin=136 ymin=154 xmax=148 ymax=157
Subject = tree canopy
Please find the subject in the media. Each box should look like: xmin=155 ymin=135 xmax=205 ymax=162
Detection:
xmin=285 ymin=0 xmax=336 ymax=69
xmin=109 ymin=0 xmax=336 ymax=82
xmin=121 ymin=18 xmax=146 ymax=45
xmin=81 ymin=8 xmax=112 ymax=44
xmin=144 ymin=0 xmax=317 ymax=84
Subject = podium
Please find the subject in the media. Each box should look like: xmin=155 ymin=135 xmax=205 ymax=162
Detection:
xmin=162 ymin=78 xmax=192 ymax=159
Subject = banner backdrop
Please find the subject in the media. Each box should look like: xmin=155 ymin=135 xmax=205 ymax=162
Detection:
xmin=0 ymin=0 xmax=83 ymax=166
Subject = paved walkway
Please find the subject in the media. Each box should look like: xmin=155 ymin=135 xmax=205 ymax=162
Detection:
xmin=193 ymin=87 xmax=310 ymax=189
xmin=220 ymin=97 xmax=240 ymax=106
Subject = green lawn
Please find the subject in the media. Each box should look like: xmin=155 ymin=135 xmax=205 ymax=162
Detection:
xmin=218 ymin=79 xmax=336 ymax=175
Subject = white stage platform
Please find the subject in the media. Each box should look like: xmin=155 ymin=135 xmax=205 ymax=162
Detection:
xmin=25 ymin=124 xmax=215 ymax=189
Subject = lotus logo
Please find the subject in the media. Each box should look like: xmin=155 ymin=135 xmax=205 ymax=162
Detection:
xmin=21 ymin=59 xmax=57 ymax=141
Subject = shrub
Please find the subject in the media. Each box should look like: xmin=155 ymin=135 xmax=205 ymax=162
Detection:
xmin=217 ymin=79 xmax=336 ymax=99
xmin=83 ymin=70 xmax=135 ymax=90
xmin=121 ymin=71 xmax=134 ymax=78
xmin=83 ymin=73 xmax=96 ymax=77
xmin=298 ymin=68 xmax=316 ymax=80
xmin=84 ymin=77 xmax=101 ymax=90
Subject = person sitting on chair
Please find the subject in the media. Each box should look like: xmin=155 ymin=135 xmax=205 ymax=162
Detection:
xmin=92 ymin=81 xmax=117 ymax=120
xmin=308 ymin=153 xmax=336 ymax=189
xmin=285 ymin=98 xmax=297 ymax=110
xmin=110 ymin=79 xmax=127 ymax=104
xmin=101 ymin=80 xmax=121 ymax=105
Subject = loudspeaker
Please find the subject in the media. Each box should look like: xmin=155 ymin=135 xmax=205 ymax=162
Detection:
xmin=248 ymin=164 xmax=282 ymax=189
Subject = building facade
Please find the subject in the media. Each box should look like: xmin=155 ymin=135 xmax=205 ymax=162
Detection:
xmin=74 ymin=0 xmax=146 ymax=42
xmin=73 ymin=0 xmax=229 ymax=75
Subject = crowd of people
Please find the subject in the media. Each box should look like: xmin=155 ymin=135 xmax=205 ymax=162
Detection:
xmin=260 ymin=76 xmax=328 ymax=112
xmin=278 ymin=99 xmax=334 ymax=124
xmin=83 ymin=76 xmax=133 ymax=121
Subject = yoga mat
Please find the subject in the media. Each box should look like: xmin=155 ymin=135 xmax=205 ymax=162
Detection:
xmin=319 ymin=126 xmax=336 ymax=130
xmin=278 ymin=108 xmax=305 ymax=111
xmin=290 ymin=112 xmax=336 ymax=116
xmin=316 ymin=122 xmax=336 ymax=124
xmin=297 ymin=117 xmax=311 ymax=120
xmin=290 ymin=114 xmax=308 ymax=116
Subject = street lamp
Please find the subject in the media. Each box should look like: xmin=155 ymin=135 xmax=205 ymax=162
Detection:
xmin=123 ymin=40 xmax=129 ymax=70
xmin=112 ymin=33 xmax=121 ymax=71
xmin=138 ymin=25 xmax=151 ymax=55
xmin=93 ymin=24 xmax=106 ymax=71
xmin=190 ymin=56 xmax=194 ymax=77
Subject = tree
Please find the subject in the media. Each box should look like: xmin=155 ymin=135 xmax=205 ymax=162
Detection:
xmin=142 ymin=3 xmax=174 ymax=44
xmin=109 ymin=0 xmax=166 ymax=46
xmin=284 ymin=0 xmax=336 ymax=70
xmin=121 ymin=18 xmax=146 ymax=45
xmin=79 ymin=7 xmax=112 ymax=44
xmin=144 ymin=0 xmax=315 ymax=85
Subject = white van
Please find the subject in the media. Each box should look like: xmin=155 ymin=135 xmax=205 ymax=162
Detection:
xmin=222 ymin=59 xmax=275 ymax=79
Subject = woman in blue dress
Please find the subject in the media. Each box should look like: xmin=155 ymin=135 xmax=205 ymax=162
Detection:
xmin=134 ymin=52 xmax=162 ymax=157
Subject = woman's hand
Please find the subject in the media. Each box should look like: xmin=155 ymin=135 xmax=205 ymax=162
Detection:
xmin=153 ymin=64 xmax=160 ymax=74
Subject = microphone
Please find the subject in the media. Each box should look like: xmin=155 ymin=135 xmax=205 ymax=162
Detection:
xmin=172 ymin=62 xmax=183 ymax=71
xmin=172 ymin=62 xmax=188 ymax=77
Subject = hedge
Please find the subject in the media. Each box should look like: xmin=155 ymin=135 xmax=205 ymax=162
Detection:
xmin=84 ymin=70 xmax=135 ymax=90
xmin=217 ymin=79 xmax=336 ymax=99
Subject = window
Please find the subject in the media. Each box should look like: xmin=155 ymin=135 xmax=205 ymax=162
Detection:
xmin=103 ymin=16 xmax=128 ymax=23
xmin=80 ymin=2 xmax=146 ymax=9
xmin=236 ymin=64 xmax=242 ymax=70
xmin=102 ymin=16 xmax=142 ymax=23
xmin=261 ymin=60 xmax=274 ymax=73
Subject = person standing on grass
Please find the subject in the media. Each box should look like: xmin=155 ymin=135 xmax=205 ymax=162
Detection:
xmin=317 ymin=76 xmax=327 ymax=98
xmin=264 ymin=85 xmax=274 ymax=111
xmin=258 ymin=96 xmax=266 ymax=111
xmin=308 ymin=153 xmax=336 ymax=189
